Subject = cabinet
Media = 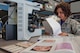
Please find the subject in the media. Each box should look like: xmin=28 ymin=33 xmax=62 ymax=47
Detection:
xmin=2 ymin=25 xmax=17 ymax=40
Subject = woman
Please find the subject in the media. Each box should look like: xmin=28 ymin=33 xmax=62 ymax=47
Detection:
xmin=54 ymin=2 xmax=80 ymax=36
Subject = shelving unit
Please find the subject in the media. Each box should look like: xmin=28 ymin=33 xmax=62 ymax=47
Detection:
xmin=0 ymin=2 xmax=17 ymax=40
xmin=70 ymin=1 xmax=80 ymax=22
xmin=0 ymin=10 xmax=8 ymax=35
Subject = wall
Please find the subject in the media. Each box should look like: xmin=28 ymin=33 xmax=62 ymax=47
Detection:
xmin=71 ymin=1 xmax=80 ymax=13
xmin=0 ymin=0 xmax=7 ymax=2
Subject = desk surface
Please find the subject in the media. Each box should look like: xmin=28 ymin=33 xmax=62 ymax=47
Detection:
xmin=0 ymin=36 xmax=80 ymax=53
xmin=21 ymin=36 xmax=80 ymax=53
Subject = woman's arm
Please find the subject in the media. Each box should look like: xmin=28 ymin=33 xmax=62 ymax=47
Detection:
xmin=71 ymin=20 xmax=80 ymax=36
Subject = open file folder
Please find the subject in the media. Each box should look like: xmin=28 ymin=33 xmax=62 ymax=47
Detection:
xmin=21 ymin=37 xmax=78 ymax=53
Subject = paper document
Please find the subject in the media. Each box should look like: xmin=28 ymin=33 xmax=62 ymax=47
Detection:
xmin=55 ymin=43 xmax=73 ymax=50
xmin=46 ymin=17 xmax=62 ymax=36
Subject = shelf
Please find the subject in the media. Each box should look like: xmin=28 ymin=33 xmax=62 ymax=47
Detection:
xmin=72 ymin=12 xmax=80 ymax=14
xmin=69 ymin=1 xmax=80 ymax=3
xmin=53 ymin=0 xmax=80 ymax=3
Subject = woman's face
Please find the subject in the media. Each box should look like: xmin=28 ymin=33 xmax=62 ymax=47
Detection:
xmin=57 ymin=8 xmax=67 ymax=21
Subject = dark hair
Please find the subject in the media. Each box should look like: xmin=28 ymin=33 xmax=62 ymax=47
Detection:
xmin=54 ymin=2 xmax=71 ymax=17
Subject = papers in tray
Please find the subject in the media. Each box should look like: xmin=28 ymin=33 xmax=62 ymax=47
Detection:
xmin=54 ymin=42 xmax=74 ymax=53
xmin=31 ymin=46 xmax=52 ymax=52
xmin=16 ymin=42 xmax=34 ymax=48
xmin=0 ymin=42 xmax=34 ymax=53
xmin=0 ymin=45 xmax=25 ymax=53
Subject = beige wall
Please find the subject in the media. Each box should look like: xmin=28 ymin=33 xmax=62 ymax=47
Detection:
xmin=71 ymin=1 xmax=80 ymax=13
xmin=0 ymin=0 xmax=7 ymax=2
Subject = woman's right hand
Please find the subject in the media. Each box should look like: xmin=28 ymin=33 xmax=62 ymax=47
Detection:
xmin=59 ymin=32 xmax=68 ymax=36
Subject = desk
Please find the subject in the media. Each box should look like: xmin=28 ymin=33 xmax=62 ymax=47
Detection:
xmin=0 ymin=36 xmax=80 ymax=53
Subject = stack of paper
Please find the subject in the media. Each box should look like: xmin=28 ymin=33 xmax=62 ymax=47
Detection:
xmin=46 ymin=17 xmax=62 ymax=36
xmin=54 ymin=42 xmax=75 ymax=53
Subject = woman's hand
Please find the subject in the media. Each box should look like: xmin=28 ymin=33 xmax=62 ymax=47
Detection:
xmin=59 ymin=32 xmax=68 ymax=36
